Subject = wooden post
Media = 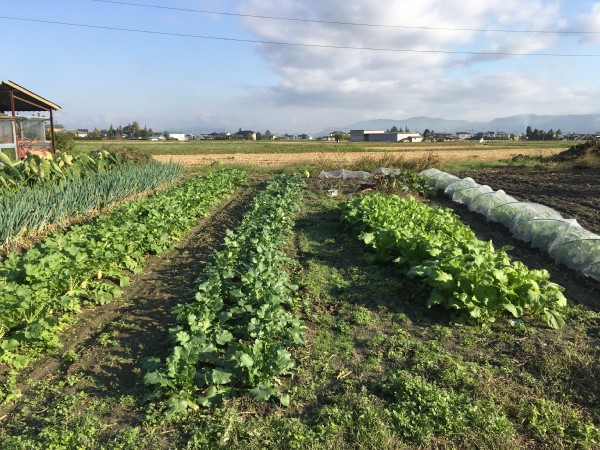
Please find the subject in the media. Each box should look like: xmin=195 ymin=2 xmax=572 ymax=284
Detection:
xmin=9 ymin=90 xmax=15 ymax=116
xmin=9 ymin=90 xmax=19 ymax=158
xmin=49 ymin=108 xmax=56 ymax=154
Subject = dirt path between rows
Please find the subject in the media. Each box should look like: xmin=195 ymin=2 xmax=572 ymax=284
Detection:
xmin=153 ymin=147 xmax=563 ymax=167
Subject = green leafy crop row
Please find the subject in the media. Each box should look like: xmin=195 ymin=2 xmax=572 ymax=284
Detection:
xmin=340 ymin=194 xmax=567 ymax=328
xmin=0 ymin=161 xmax=182 ymax=249
xmin=144 ymin=174 xmax=304 ymax=413
xmin=0 ymin=169 xmax=247 ymax=384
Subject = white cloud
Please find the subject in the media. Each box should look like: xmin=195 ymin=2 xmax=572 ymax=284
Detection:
xmin=232 ymin=0 xmax=597 ymax=127
xmin=576 ymin=2 xmax=600 ymax=44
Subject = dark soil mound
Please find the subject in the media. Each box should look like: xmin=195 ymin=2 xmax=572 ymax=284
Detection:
xmin=548 ymin=138 xmax=600 ymax=162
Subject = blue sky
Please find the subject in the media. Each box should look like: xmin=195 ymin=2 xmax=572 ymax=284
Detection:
xmin=2 ymin=0 xmax=600 ymax=134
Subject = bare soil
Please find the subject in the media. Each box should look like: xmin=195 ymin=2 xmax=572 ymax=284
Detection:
xmin=456 ymin=165 xmax=600 ymax=235
xmin=432 ymin=165 xmax=600 ymax=310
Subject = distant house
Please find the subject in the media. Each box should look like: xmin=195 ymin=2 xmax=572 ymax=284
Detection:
xmin=455 ymin=132 xmax=471 ymax=140
xmin=46 ymin=124 xmax=65 ymax=134
xmin=433 ymin=132 xmax=455 ymax=141
xmin=64 ymin=128 xmax=88 ymax=137
xmin=350 ymin=129 xmax=423 ymax=142
xmin=233 ymin=129 xmax=257 ymax=140
xmin=166 ymin=132 xmax=186 ymax=141
xmin=150 ymin=133 xmax=166 ymax=141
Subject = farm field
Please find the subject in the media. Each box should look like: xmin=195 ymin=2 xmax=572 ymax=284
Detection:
xmin=0 ymin=145 xmax=599 ymax=449
xmin=74 ymin=139 xmax=580 ymax=171
xmin=73 ymin=138 xmax=574 ymax=156
xmin=152 ymin=147 xmax=564 ymax=168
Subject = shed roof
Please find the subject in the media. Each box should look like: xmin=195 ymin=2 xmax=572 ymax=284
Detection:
xmin=0 ymin=80 xmax=61 ymax=112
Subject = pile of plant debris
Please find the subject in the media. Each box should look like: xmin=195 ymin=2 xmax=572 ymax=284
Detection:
xmin=548 ymin=137 xmax=600 ymax=162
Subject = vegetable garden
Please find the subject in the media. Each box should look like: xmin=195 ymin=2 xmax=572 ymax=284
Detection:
xmin=0 ymin=148 xmax=598 ymax=449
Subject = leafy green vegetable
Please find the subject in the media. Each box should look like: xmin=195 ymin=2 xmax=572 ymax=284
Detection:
xmin=0 ymin=169 xmax=246 ymax=385
xmin=145 ymin=174 xmax=304 ymax=412
xmin=341 ymin=193 xmax=567 ymax=328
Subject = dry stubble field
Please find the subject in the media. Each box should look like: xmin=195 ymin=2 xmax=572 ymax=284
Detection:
xmin=152 ymin=146 xmax=564 ymax=167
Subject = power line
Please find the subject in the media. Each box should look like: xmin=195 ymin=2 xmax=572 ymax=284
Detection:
xmin=92 ymin=0 xmax=600 ymax=35
xmin=1 ymin=15 xmax=599 ymax=57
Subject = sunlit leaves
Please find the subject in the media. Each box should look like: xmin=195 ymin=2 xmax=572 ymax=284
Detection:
xmin=146 ymin=174 xmax=304 ymax=412
xmin=341 ymin=193 xmax=567 ymax=329
xmin=0 ymin=169 xmax=246 ymax=375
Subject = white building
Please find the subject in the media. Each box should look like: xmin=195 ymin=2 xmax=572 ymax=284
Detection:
xmin=166 ymin=132 xmax=187 ymax=141
xmin=350 ymin=129 xmax=423 ymax=142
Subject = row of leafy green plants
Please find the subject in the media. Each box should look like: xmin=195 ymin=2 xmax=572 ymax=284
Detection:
xmin=341 ymin=194 xmax=567 ymax=328
xmin=0 ymin=161 xmax=181 ymax=250
xmin=0 ymin=169 xmax=247 ymax=401
xmin=0 ymin=150 xmax=128 ymax=192
xmin=144 ymin=174 xmax=304 ymax=413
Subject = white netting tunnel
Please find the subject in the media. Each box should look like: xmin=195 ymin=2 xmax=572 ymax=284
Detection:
xmin=420 ymin=169 xmax=600 ymax=282
xmin=317 ymin=168 xmax=406 ymax=179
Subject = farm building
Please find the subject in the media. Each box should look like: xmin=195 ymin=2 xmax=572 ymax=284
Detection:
xmin=350 ymin=129 xmax=423 ymax=142
xmin=0 ymin=80 xmax=61 ymax=160
xmin=166 ymin=132 xmax=187 ymax=141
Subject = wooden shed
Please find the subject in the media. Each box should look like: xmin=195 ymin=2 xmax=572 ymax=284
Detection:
xmin=0 ymin=80 xmax=62 ymax=160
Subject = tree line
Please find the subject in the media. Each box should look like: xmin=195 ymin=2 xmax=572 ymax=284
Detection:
xmin=525 ymin=126 xmax=562 ymax=141
xmin=103 ymin=122 xmax=154 ymax=139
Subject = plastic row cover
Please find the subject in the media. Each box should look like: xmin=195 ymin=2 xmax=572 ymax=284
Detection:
xmin=419 ymin=168 xmax=600 ymax=282
xmin=317 ymin=167 xmax=404 ymax=179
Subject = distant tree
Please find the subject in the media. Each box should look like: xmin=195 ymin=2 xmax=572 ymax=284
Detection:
xmin=263 ymin=130 xmax=274 ymax=140
xmin=389 ymin=126 xmax=399 ymax=132
xmin=55 ymin=131 xmax=76 ymax=153
xmin=526 ymin=126 xmax=533 ymax=139
xmin=139 ymin=125 xmax=152 ymax=139
xmin=91 ymin=128 xmax=101 ymax=139
xmin=332 ymin=131 xmax=346 ymax=142
xmin=423 ymin=128 xmax=434 ymax=139
xmin=404 ymin=125 xmax=409 ymax=132
xmin=107 ymin=125 xmax=117 ymax=139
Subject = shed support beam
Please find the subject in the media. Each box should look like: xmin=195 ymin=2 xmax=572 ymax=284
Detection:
xmin=49 ymin=109 xmax=56 ymax=154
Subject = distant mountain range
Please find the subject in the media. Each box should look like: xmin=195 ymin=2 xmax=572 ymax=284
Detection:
xmin=319 ymin=114 xmax=600 ymax=136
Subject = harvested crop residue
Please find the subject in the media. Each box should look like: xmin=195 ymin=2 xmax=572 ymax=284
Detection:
xmin=153 ymin=147 xmax=564 ymax=167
